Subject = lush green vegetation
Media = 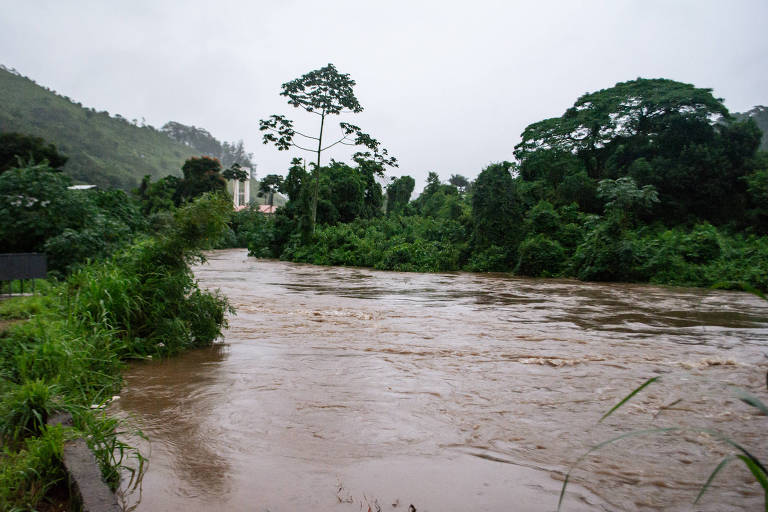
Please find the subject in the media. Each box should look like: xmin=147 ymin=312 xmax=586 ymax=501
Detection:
xmin=259 ymin=63 xmax=397 ymax=232
xmin=0 ymin=66 xmax=199 ymax=188
xmin=243 ymin=77 xmax=768 ymax=292
xmin=0 ymin=155 xmax=244 ymax=276
xmin=0 ymin=66 xmax=255 ymax=190
xmin=1 ymin=64 xmax=765 ymax=509
xmin=0 ymin=193 xmax=232 ymax=510
xmin=0 ymin=163 xmax=147 ymax=275
xmin=0 ymin=132 xmax=68 ymax=173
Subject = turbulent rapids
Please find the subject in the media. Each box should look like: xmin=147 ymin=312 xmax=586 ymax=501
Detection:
xmin=112 ymin=249 xmax=768 ymax=511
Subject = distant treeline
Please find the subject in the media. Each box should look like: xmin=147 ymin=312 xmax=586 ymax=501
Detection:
xmin=228 ymin=78 xmax=768 ymax=292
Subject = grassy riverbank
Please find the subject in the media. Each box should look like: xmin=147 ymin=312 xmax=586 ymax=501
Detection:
xmin=228 ymin=207 xmax=768 ymax=293
xmin=0 ymin=193 xmax=232 ymax=510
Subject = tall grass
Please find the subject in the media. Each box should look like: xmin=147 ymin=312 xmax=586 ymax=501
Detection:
xmin=0 ymin=192 xmax=233 ymax=509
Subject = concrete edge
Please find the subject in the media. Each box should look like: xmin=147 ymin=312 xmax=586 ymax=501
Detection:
xmin=47 ymin=412 xmax=122 ymax=512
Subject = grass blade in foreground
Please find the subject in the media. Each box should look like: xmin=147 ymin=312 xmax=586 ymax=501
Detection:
xmin=598 ymin=376 xmax=659 ymax=423
xmin=694 ymin=456 xmax=736 ymax=505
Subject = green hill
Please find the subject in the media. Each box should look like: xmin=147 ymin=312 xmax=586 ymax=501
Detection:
xmin=0 ymin=65 xmax=198 ymax=189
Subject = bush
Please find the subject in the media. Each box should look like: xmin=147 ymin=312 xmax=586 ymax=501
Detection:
xmin=377 ymin=239 xmax=459 ymax=272
xmin=516 ymin=234 xmax=566 ymax=277
xmin=681 ymin=223 xmax=721 ymax=263
xmin=464 ymin=245 xmax=512 ymax=272
xmin=526 ymin=200 xmax=561 ymax=236
xmin=572 ymin=219 xmax=648 ymax=282
xmin=68 ymin=193 xmax=233 ymax=356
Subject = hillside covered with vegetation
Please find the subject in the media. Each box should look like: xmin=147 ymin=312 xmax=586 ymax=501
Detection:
xmin=0 ymin=65 xmax=238 ymax=189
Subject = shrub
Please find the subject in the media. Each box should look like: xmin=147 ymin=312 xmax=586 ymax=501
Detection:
xmin=0 ymin=380 xmax=60 ymax=444
xmin=572 ymin=220 xmax=648 ymax=282
xmin=464 ymin=245 xmax=512 ymax=272
xmin=516 ymin=235 xmax=566 ymax=277
xmin=526 ymin=200 xmax=561 ymax=236
xmin=681 ymin=223 xmax=721 ymax=263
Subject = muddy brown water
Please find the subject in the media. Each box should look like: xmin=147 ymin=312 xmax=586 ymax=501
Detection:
xmin=111 ymin=249 xmax=768 ymax=511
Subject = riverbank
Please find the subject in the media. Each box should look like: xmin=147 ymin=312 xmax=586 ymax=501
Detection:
xmin=233 ymin=207 xmax=768 ymax=294
xmin=114 ymin=249 xmax=768 ymax=511
xmin=0 ymin=194 xmax=232 ymax=510
xmin=303 ymin=220 xmax=768 ymax=292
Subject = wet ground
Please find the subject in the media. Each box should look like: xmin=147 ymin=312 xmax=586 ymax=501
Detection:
xmin=112 ymin=249 xmax=768 ymax=511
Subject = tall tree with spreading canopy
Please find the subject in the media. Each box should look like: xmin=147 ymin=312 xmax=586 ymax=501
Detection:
xmin=448 ymin=174 xmax=470 ymax=194
xmin=259 ymin=63 xmax=396 ymax=231
xmin=514 ymin=78 xmax=762 ymax=224
xmin=514 ymin=78 xmax=729 ymax=180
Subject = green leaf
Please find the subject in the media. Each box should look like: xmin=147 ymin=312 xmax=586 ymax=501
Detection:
xmin=735 ymin=455 xmax=768 ymax=511
xmin=599 ymin=376 xmax=659 ymax=423
xmin=734 ymin=388 xmax=768 ymax=416
xmin=694 ymin=455 xmax=735 ymax=504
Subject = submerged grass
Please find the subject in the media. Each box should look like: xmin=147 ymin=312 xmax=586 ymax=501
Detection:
xmin=0 ymin=192 xmax=233 ymax=510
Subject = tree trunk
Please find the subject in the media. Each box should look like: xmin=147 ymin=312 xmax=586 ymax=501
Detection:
xmin=311 ymin=112 xmax=325 ymax=232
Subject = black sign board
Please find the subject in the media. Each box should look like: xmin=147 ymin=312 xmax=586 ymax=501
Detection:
xmin=0 ymin=253 xmax=48 ymax=281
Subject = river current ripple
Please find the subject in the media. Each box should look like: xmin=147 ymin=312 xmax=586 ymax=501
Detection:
xmin=112 ymin=249 xmax=768 ymax=511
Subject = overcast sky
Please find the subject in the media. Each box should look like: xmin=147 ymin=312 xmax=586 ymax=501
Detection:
xmin=1 ymin=1 xmax=767 ymax=192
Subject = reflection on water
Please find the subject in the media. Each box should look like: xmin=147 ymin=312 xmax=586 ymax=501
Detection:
xmin=112 ymin=249 xmax=768 ymax=511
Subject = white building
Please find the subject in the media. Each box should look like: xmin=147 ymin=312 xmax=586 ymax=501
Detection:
xmin=227 ymin=166 xmax=254 ymax=210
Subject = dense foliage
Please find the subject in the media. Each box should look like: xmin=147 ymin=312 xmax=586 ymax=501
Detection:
xmin=235 ymin=77 xmax=768 ymax=292
xmin=0 ymin=164 xmax=146 ymax=273
xmin=1 ymin=69 xmax=765 ymax=509
xmin=259 ymin=63 xmax=397 ymax=231
xmin=0 ymin=132 xmax=68 ymax=173
xmin=0 ymin=193 xmax=232 ymax=509
xmin=734 ymin=105 xmax=768 ymax=150
xmin=0 ymin=153 xmax=242 ymax=275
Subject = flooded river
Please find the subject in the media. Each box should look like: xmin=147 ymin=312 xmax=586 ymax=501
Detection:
xmin=112 ymin=249 xmax=768 ymax=511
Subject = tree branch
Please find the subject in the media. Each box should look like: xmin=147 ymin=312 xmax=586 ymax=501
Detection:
xmin=293 ymin=130 xmax=320 ymax=141
xmin=291 ymin=142 xmax=317 ymax=152
xmin=320 ymin=136 xmax=350 ymax=152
